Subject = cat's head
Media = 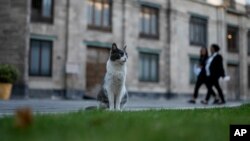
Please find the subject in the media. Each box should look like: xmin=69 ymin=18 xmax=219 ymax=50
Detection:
xmin=110 ymin=43 xmax=128 ymax=64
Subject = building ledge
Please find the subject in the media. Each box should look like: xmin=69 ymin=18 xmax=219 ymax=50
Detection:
xmin=137 ymin=47 xmax=161 ymax=54
xmin=83 ymin=40 xmax=112 ymax=48
xmin=30 ymin=33 xmax=57 ymax=41
xmin=226 ymin=8 xmax=245 ymax=16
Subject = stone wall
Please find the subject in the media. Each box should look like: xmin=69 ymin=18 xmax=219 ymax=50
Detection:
xmin=29 ymin=0 xmax=68 ymax=94
xmin=0 ymin=0 xmax=30 ymax=97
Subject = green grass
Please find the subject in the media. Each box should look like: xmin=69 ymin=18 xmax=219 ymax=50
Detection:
xmin=1 ymin=104 xmax=250 ymax=141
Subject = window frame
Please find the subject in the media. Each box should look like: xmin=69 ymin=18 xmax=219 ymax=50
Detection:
xmin=87 ymin=0 xmax=112 ymax=32
xmin=189 ymin=56 xmax=200 ymax=84
xmin=139 ymin=52 xmax=159 ymax=82
xmin=29 ymin=39 xmax=53 ymax=77
xmin=31 ymin=0 xmax=54 ymax=24
xmin=189 ymin=15 xmax=208 ymax=47
xmin=139 ymin=5 xmax=160 ymax=39
xmin=227 ymin=25 xmax=239 ymax=53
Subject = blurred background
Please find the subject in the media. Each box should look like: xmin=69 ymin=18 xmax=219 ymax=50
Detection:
xmin=0 ymin=0 xmax=250 ymax=101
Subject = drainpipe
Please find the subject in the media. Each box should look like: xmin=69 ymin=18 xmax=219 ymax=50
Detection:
xmin=121 ymin=0 xmax=126 ymax=45
xmin=64 ymin=0 xmax=70 ymax=98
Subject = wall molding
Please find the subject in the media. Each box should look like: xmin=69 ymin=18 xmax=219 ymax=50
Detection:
xmin=84 ymin=40 xmax=112 ymax=49
xmin=30 ymin=33 xmax=57 ymax=40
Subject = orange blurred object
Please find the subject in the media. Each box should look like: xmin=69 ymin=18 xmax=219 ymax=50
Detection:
xmin=15 ymin=107 xmax=33 ymax=128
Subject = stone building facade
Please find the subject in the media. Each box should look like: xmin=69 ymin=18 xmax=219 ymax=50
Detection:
xmin=0 ymin=0 xmax=30 ymax=97
xmin=0 ymin=0 xmax=249 ymax=100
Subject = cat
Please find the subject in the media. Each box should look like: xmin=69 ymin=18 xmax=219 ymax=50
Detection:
xmin=97 ymin=43 xmax=128 ymax=110
xmin=15 ymin=107 xmax=33 ymax=128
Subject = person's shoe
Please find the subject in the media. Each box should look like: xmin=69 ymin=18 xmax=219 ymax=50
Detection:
xmin=188 ymin=99 xmax=196 ymax=104
xmin=201 ymin=100 xmax=208 ymax=105
xmin=213 ymin=99 xmax=220 ymax=104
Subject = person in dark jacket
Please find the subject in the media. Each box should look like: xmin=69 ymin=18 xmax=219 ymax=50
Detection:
xmin=188 ymin=47 xmax=218 ymax=104
xmin=201 ymin=44 xmax=226 ymax=104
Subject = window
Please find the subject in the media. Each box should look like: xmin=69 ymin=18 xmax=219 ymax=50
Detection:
xmin=87 ymin=0 xmax=112 ymax=31
xmin=190 ymin=15 xmax=207 ymax=47
xmin=189 ymin=57 xmax=199 ymax=84
xmin=139 ymin=53 xmax=159 ymax=82
xmin=227 ymin=25 xmax=239 ymax=53
xmin=29 ymin=39 xmax=53 ymax=76
xmin=31 ymin=0 xmax=54 ymax=23
xmin=140 ymin=6 xmax=159 ymax=38
xmin=248 ymin=31 xmax=250 ymax=55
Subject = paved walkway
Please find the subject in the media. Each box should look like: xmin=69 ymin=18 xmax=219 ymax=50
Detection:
xmin=0 ymin=97 xmax=246 ymax=117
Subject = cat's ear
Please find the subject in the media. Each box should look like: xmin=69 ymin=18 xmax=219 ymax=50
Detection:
xmin=123 ymin=44 xmax=127 ymax=51
xmin=112 ymin=43 xmax=118 ymax=51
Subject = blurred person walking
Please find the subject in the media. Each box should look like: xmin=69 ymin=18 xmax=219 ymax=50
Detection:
xmin=201 ymin=44 xmax=226 ymax=105
xmin=188 ymin=48 xmax=218 ymax=104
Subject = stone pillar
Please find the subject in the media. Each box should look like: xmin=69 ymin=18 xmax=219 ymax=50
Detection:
xmin=216 ymin=7 xmax=226 ymax=51
xmin=239 ymin=17 xmax=248 ymax=100
xmin=216 ymin=6 xmax=228 ymax=96
xmin=165 ymin=0 xmax=172 ymax=97
xmin=64 ymin=0 xmax=86 ymax=99
xmin=0 ymin=0 xmax=30 ymax=98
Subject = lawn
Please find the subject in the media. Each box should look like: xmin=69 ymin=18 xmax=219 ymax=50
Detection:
xmin=0 ymin=104 xmax=250 ymax=141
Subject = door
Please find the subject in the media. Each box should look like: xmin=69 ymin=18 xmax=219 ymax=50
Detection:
xmin=86 ymin=47 xmax=110 ymax=98
xmin=227 ymin=64 xmax=240 ymax=100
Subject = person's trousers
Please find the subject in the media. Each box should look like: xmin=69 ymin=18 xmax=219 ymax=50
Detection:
xmin=205 ymin=77 xmax=225 ymax=102
xmin=193 ymin=75 xmax=216 ymax=99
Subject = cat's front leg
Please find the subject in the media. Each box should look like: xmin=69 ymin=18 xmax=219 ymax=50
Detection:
xmin=108 ymin=93 xmax=115 ymax=110
xmin=115 ymin=93 xmax=122 ymax=111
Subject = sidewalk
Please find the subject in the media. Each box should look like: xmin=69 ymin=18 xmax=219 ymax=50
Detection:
xmin=0 ymin=97 xmax=245 ymax=117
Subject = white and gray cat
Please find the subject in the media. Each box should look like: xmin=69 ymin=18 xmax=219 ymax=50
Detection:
xmin=97 ymin=43 xmax=128 ymax=110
